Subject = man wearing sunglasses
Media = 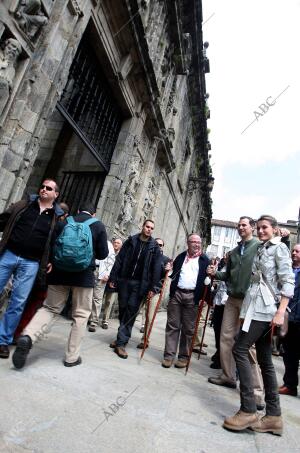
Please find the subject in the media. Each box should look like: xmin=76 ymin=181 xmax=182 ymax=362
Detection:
xmin=0 ymin=179 xmax=64 ymax=359
xmin=12 ymin=202 xmax=109 ymax=369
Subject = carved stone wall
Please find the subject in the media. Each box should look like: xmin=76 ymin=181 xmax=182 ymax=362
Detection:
xmin=0 ymin=0 xmax=211 ymax=256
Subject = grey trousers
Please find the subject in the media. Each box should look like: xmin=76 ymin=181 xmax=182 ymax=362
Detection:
xmin=233 ymin=320 xmax=281 ymax=415
xmin=164 ymin=289 xmax=196 ymax=360
xmin=219 ymin=296 xmax=264 ymax=405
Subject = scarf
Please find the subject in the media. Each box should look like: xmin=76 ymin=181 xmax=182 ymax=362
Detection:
xmin=185 ymin=251 xmax=202 ymax=263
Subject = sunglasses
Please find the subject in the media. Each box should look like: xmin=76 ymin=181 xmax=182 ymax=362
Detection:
xmin=40 ymin=185 xmax=54 ymax=192
xmin=157 ymin=243 xmax=164 ymax=247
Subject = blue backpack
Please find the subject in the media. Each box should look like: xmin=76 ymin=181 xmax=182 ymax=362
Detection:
xmin=53 ymin=216 xmax=99 ymax=272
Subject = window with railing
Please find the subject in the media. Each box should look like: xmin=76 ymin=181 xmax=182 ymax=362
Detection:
xmin=58 ymin=33 xmax=123 ymax=171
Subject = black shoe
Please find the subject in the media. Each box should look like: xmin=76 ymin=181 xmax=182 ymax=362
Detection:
xmin=210 ymin=361 xmax=221 ymax=369
xmin=101 ymin=322 xmax=108 ymax=330
xmin=64 ymin=357 xmax=82 ymax=367
xmin=0 ymin=345 xmax=9 ymax=359
xmin=211 ymin=353 xmax=220 ymax=362
xmin=140 ymin=325 xmax=145 ymax=333
xmin=88 ymin=325 xmax=96 ymax=332
xmin=12 ymin=335 xmax=32 ymax=369
xmin=137 ymin=342 xmax=148 ymax=349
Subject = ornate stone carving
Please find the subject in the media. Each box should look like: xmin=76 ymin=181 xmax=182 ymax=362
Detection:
xmin=116 ymin=157 xmax=143 ymax=234
xmin=182 ymin=32 xmax=192 ymax=70
xmin=0 ymin=38 xmax=22 ymax=118
xmin=166 ymin=76 xmax=177 ymax=115
xmin=142 ymin=177 xmax=157 ymax=221
xmin=67 ymin=0 xmax=83 ymax=17
xmin=141 ymin=0 xmax=149 ymax=9
xmin=14 ymin=0 xmax=48 ymax=41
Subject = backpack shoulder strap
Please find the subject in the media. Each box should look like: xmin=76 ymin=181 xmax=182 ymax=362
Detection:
xmin=66 ymin=216 xmax=75 ymax=225
xmin=84 ymin=218 xmax=99 ymax=227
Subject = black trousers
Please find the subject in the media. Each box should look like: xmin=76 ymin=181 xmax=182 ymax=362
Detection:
xmin=116 ymin=279 xmax=143 ymax=347
xmin=212 ymin=304 xmax=224 ymax=360
xmin=233 ymin=320 xmax=281 ymax=416
xmin=282 ymin=322 xmax=300 ymax=390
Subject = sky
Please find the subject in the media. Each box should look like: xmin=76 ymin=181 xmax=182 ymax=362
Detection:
xmin=202 ymin=0 xmax=300 ymax=223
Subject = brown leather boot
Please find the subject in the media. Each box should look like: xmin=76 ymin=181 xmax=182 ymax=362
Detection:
xmin=223 ymin=410 xmax=258 ymax=431
xmin=161 ymin=359 xmax=173 ymax=368
xmin=114 ymin=346 xmax=128 ymax=359
xmin=251 ymin=415 xmax=283 ymax=436
xmin=174 ymin=359 xmax=188 ymax=368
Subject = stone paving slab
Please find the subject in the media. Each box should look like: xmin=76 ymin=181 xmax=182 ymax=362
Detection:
xmin=0 ymin=312 xmax=300 ymax=453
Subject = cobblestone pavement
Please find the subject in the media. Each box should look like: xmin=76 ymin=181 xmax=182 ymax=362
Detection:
xmin=0 ymin=312 xmax=299 ymax=453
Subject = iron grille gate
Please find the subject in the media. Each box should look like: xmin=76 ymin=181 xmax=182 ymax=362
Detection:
xmin=60 ymin=171 xmax=105 ymax=215
xmin=57 ymin=34 xmax=123 ymax=171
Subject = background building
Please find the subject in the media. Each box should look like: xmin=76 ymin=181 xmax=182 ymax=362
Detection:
xmin=0 ymin=0 xmax=212 ymax=257
xmin=206 ymin=219 xmax=239 ymax=259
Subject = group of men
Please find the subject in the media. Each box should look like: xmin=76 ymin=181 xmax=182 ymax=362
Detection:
xmin=0 ymin=181 xmax=299 ymax=407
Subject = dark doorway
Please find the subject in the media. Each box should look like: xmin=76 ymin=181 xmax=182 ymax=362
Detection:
xmin=59 ymin=171 xmax=105 ymax=215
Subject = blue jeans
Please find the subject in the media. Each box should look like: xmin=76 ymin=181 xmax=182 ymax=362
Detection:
xmin=0 ymin=249 xmax=39 ymax=345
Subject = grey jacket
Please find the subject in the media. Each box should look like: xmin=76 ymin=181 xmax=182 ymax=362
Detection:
xmin=241 ymin=236 xmax=294 ymax=331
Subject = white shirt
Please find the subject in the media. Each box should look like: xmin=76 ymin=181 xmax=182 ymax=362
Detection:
xmin=178 ymin=255 xmax=199 ymax=290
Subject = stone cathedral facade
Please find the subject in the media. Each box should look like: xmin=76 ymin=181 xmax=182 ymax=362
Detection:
xmin=0 ymin=0 xmax=212 ymax=257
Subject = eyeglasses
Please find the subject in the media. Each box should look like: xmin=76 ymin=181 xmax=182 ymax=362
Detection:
xmin=188 ymin=241 xmax=201 ymax=244
xmin=40 ymin=185 xmax=54 ymax=192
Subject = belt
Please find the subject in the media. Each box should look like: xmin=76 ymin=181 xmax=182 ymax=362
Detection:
xmin=177 ymin=287 xmax=195 ymax=293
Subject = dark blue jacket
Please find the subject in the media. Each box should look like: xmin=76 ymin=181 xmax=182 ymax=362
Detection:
xmin=289 ymin=270 xmax=300 ymax=323
xmin=169 ymin=251 xmax=210 ymax=305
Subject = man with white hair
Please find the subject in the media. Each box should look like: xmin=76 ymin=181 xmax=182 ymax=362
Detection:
xmin=162 ymin=233 xmax=210 ymax=369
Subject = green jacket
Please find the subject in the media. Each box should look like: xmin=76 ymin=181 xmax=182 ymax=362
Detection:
xmin=215 ymin=237 xmax=259 ymax=299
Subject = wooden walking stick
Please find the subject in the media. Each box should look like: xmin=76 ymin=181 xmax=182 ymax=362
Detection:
xmin=140 ymin=270 xmax=169 ymax=360
xmin=185 ymin=284 xmax=209 ymax=375
xmin=140 ymin=292 xmax=151 ymax=360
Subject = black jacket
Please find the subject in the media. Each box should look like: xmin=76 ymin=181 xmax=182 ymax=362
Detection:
xmin=48 ymin=212 xmax=109 ymax=288
xmin=289 ymin=270 xmax=300 ymax=323
xmin=109 ymin=234 xmax=162 ymax=296
xmin=169 ymin=251 xmax=210 ymax=305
